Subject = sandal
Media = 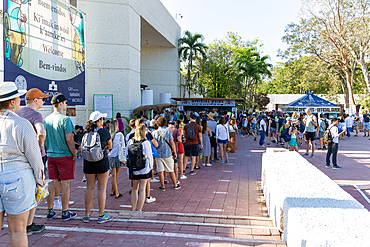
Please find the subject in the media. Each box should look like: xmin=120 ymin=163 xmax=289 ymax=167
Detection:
xmin=110 ymin=191 xmax=115 ymax=196
xmin=115 ymin=193 xmax=123 ymax=199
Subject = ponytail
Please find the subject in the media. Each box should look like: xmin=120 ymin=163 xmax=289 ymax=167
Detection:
xmin=85 ymin=120 xmax=97 ymax=133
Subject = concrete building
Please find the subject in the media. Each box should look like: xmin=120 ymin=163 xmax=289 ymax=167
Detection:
xmin=0 ymin=0 xmax=181 ymax=125
xmin=78 ymin=0 xmax=181 ymax=122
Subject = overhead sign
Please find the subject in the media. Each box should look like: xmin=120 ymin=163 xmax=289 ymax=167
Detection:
xmin=283 ymin=107 xmax=341 ymax=113
xmin=181 ymin=99 xmax=235 ymax=107
xmin=3 ymin=0 xmax=85 ymax=105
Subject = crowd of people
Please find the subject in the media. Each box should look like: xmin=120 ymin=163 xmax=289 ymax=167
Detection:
xmin=1 ymin=81 xmax=367 ymax=246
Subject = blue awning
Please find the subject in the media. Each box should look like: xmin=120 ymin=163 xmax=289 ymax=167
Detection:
xmin=281 ymin=91 xmax=341 ymax=113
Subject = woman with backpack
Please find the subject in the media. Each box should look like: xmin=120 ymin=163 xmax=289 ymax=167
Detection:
xmin=288 ymin=119 xmax=300 ymax=152
xmin=82 ymin=111 xmax=113 ymax=224
xmin=216 ymin=117 xmax=230 ymax=163
xmin=108 ymin=120 xmax=125 ymax=198
xmin=126 ymin=125 xmax=153 ymax=211
xmin=317 ymin=114 xmax=328 ymax=150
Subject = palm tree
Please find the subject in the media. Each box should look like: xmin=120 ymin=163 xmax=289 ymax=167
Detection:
xmin=235 ymin=47 xmax=272 ymax=110
xmin=178 ymin=31 xmax=207 ymax=97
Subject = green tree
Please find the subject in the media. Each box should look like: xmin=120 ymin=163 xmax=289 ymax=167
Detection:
xmin=178 ymin=31 xmax=207 ymax=97
xmin=235 ymin=47 xmax=272 ymax=110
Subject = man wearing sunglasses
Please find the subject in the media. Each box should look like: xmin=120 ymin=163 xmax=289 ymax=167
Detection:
xmin=16 ymin=88 xmax=49 ymax=235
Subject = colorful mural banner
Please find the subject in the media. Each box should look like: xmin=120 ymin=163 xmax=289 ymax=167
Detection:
xmin=3 ymin=0 xmax=85 ymax=105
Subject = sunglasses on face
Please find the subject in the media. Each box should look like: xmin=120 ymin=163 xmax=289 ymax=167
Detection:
xmin=37 ymin=98 xmax=45 ymax=102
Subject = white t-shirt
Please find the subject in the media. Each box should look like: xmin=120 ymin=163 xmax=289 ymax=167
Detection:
xmin=260 ymin=119 xmax=267 ymax=132
xmin=345 ymin=117 xmax=353 ymax=127
xmin=108 ymin=132 xmax=125 ymax=158
xmin=243 ymin=119 xmax=248 ymax=127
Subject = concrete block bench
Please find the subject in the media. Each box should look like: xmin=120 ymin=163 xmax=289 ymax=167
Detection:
xmin=261 ymin=149 xmax=370 ymax=246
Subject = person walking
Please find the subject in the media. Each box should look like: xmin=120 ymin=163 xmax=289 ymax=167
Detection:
xmin=108 ymin=120 xmax=125 ymax=198
xmin=201 ymin=119 xmax=212 ymax=167
xmin=302 ymin=108 xmax=317 ymax=158
xmin=353 ymin=113 xmax=360 ymax=137
xmin=116 ymin=112 xmax=125 ymax=134
xmin=317 ymin=114 xmax=328 ymax=150
xmin=16 ymin=88 xmax=49 ymax=235
xmin=126 ymin=125 xmax=154 ymax=211
xmin=325 ymin=118 xmax=342 ymax=169
xmin=82 ymin=111 xmax=113 ymax=223
xmin=251 ymin=114 xmax=258 ymax=141
xmin=259 ymin=115 xmax=267 ymax=148
xmin=0 ymin=82 xmax=45 ymax=247
xmin=153 ymin=117 xmax=180 ymax=190
xmin=44 ymin=94 xmax=77 ymax=221
xmin=183 ymin=114 xmax=203 ymax=175
xmin=345 ymin=114 xmax=353 ymax=138
xmin=216 ymin=117 xmax=230 ymax=163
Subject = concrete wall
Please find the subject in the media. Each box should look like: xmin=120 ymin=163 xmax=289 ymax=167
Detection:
xmin=141 ymin=46 xmax=180 ymax=104
xmin=262 ymin=149 xmax=370 ymax=246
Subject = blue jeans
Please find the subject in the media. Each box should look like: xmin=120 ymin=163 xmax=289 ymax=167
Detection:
xmin=346 ymin=127 xmax=353 ymax=137
xmin=259 ymin=131 xmax=266 ymax=146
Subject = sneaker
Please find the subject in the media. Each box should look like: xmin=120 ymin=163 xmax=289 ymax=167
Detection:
xmin=215 ymin=158 xmax=220 ymax=161
xmin=164 ymin=179 xmax=171 ymax=184
xmin=219 ymin=160 xmax=225 ymax=163
xmin=259 ymin=145 xmax=266 ymax=148
xmin=47 ymin=210 xmax=56 ymax=220
xmin=189 ymin=171 xmax=196 ymax=176
xmin=333 ymin=165 xmax=342 ymax=170
xmin=225 ymin=160 xmax=229 ymax=163
xmin=310 ymin=154 xmax=315 ymax=158
xmin=194 ymin=166 xmax=201 ymax=169
xmin=206 ymin=163 xmax=212 ymax=167
xmin=53 ymin=200 xmax=62 ymax=210
xmin=150 ymin=178 xmax=160 ymax=183
xmin=254 ymin=137 xmax=257 ymax=141
xmin=98 ymin=213 xmax=113 ymax=224
xmin=82 ymin=215 xmax=90 ymax=223
xmin=267 ymin=143 xmax=270 ymax=146
xmin=145 ymin=196 xmax=156 ymax=203
xmin=27 ymin=223 xmax=45 ymax=235
xmin=318 ymin=147 xmax=322 ymax=150
xmin=242 ymin=135 xmax=245 ymax=137
xmin=176 ymin=179 xmax=181 ymax=184
xmin=82 ymin=176 xmax=86 ymax=182
xmin=180 ymin=175 xmax=187 ymax=179
xmin=159 ymin=187 xmax=166 ymax=191
xmin=62 ymin=211 xmax=77 ymax=221
xmin=325 ymin=165 xmax=331 ymax=169
xmin=174 ymin=184 xmax=181 ymax=190
xmin=302 ymin=153 xmax=309 ymax=157
xmin=202 ymin=163 xmax=206 ymax=166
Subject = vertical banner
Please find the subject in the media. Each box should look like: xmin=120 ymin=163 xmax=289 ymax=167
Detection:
xmin=3 ymin=0 xmax=85 ymax=105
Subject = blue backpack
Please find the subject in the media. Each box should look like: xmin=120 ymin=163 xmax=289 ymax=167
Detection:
xmin=281 ymin=126 xmax=292 ymax=142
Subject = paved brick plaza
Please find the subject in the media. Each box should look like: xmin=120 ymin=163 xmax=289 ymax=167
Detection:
xmin=1 ymin=132 xmax=369 ymax=246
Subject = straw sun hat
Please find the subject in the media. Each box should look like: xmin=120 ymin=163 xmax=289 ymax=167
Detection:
xmin=0 ymin=82 xmax=26 ymax=102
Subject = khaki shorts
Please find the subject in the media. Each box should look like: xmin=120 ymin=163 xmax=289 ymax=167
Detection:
xmin=156 ymin=157 xmax=174 ymax=173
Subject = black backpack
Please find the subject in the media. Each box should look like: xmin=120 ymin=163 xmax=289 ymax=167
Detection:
xmin=187 ymin=123 xmax=197 ymax=140
xmin=127 ymin=139 xmax=146 ymax=172
xmin=322 ymin=119 xmax=328 ymax=131
xmin=270 ymin=119 xmax=277 ymax=128
xmin=323 ymin=126 xmax=334 ymax=144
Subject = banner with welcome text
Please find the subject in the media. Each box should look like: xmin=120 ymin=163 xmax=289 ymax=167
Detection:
xmin=3 ymin=0 xmax=85 ymax=105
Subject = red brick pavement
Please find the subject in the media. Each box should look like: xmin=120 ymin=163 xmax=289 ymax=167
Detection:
xmin=0 ymin=133 xmax=292 ymax=246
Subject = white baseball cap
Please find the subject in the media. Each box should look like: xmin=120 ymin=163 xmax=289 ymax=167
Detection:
xmin=89 ymin=111 xmax=107 ymax=122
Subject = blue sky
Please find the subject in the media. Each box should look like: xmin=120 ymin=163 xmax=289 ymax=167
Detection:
xmin=160 ymin=0 xmax=302 ymax=65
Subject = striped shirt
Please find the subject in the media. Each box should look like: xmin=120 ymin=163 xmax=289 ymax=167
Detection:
xmin=0 ymin=109 xmax=44 ymax=185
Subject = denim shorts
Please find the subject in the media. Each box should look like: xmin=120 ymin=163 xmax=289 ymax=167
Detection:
xmin=364 ymin=122 xmax=370 ymax=130
xmin=0 ymin=167 xmax=36 ymax=215
xmin=252 ymin=124 xmax=257 ymax=130
xmin=217 ymin=139 xmax=228 ymax=145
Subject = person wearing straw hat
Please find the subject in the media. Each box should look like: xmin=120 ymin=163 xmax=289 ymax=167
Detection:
xmin=0 ymin=82 xmax=45 ymax=246
xmin=44 ymin=94 xmax=77 ymax=221
xmin=16 ymin=88 xmax=49 ymax=235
